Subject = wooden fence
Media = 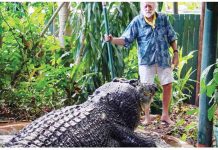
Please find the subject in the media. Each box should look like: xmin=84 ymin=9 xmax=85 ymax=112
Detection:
xmin=170 ymin=14 xmax=200 ymax=104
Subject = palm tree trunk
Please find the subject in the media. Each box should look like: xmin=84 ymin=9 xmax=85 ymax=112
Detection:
xmin=58 ymin=2 xmax=70 ymax=48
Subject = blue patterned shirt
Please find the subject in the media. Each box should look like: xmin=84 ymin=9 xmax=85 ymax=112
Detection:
xmin=121 ymin=13 xmax=177 ymax=68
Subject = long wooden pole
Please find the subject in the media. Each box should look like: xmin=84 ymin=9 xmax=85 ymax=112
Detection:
xmin=102 ymin=2 xmax=115 ymax=79
xmin=195 ymin=2 xmax=205 ymax=106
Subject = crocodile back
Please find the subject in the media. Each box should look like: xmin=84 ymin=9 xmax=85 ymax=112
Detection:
xmin=4 ymin=79 xmax=153 ymax=147
xmin=94 ymin=82 xmax=141 ymax=130
xmin=4 ymin=102 xmax=114 ymax=147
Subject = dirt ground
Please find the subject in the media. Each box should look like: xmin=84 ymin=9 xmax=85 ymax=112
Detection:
xmin=139 ymin=103 xmax=199 ymax=147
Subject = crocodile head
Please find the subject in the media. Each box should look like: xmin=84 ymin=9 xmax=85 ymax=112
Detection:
xmin=137 ymin=83 xmax=158 ymax=113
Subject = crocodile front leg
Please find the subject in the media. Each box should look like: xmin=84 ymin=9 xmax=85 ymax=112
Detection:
xmin=111 ymin=123 xmax=157 ymax=147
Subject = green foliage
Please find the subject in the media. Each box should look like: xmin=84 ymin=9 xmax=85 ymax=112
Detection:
xmin=0 ymin=2 xmax=97 ymax=119
xmin=171 ymin=48 xmax=197 ymax=105
xmin=123 ymin=45 xmax=138 ymax=79
xmin=70 ymin=2 xmax=140 ymax=82
xmin=0 ymin=2 xmax=141 ymax=119
xmin=180 ymin=121 xmax=198 ymax=142
xmin=170 ymin=106 xmax=198 ymax=143
xmin=200 ymin=61 xmax=218 ymax=122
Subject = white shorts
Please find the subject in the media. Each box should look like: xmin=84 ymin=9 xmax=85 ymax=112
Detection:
xmin=139 ymin=64 xmax=174 ymax=85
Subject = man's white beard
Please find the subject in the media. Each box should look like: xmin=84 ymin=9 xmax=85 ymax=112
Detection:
xmin=144 ymin=11 xmax=155 ymax=18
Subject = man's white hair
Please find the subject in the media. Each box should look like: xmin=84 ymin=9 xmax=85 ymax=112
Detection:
xmin=140 ymin=2 xmax=158 ymax=14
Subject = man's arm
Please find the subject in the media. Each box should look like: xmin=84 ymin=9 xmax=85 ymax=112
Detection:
xmin=170 ymin=40 xmax=177 ymax=51
xmin=104 ymin=34 xmax=125 ymax=46
xmin=170 ymin=40 xmax=179 ymax=68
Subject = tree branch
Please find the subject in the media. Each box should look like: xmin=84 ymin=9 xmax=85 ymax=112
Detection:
xmin=31 ymin=2 xmax=66 ymax=51
xmin=0 ymin=11 xmax=24 ymax=51
xmin=40 ymin=2 xmax=66 ymax=37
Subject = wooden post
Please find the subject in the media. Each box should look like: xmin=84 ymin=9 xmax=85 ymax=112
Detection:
xmin=197 ymin=2 xmax=218 ymax=147
xmin=195 ymin=2 xmax=205 ymax=106
xmin=173 ymin=2 xmax=178 ymax=14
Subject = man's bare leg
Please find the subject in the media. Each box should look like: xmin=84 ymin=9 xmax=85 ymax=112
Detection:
xmin=141 ymin=105 xmax=152 ymax=125
xmin=161 ymin=83 xmax=174 ymax=124
xmin=141 ymin=99 xmax=157 ymax=125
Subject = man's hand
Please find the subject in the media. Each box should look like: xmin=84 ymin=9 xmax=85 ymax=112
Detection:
xmin=103 ymin=35 xmax=125 ymax=46
xmin=172 ymin=52 xmax=179 ymax=68
xmin=104 ymin=34 xmax=113 ymax=42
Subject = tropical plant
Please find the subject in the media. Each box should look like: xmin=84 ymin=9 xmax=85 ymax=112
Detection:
xmin=0 ymin=2 xmax=141 ymax=119
xmin=200 ymin=60 xmax=218 ymax=124
xmin=69 ymin=2 xmax=140 ymax=81
xmin=0 ymin=2 xmax=91 ymax=119
xmin=123 ymin=45 xmax=138 ymax=79
xmin=171 ymin=48 xmax=197 ymax=106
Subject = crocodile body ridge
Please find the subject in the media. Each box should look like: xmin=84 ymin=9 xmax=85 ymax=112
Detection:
xmin=4 ymin=78 xmax=157 ymax=147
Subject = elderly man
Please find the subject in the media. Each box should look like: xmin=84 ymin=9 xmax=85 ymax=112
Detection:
xmin=104 ymin=2 xmax=179 ymax=125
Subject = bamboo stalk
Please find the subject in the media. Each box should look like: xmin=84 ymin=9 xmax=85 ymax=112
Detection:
xmin=40 ymin=2 xmax=66 ymax=37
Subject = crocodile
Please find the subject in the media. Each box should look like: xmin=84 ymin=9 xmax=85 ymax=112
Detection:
xmin=3 ymin=78 xmax=157 ymax=147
